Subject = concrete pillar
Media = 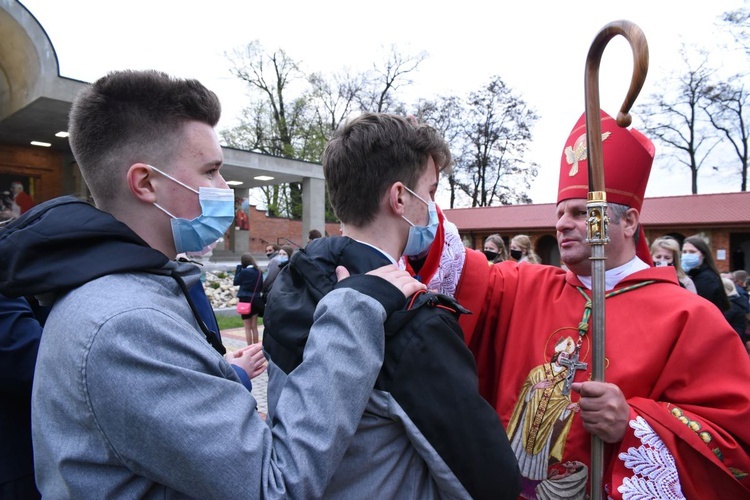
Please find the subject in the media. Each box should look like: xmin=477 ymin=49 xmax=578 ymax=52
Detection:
xmin=302 ymin=177 xmax=326 ymax=246
xmin=233 ymin=187 xmax=250 ymax=254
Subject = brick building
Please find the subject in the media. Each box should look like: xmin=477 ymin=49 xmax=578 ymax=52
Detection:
xmin=232 ymin=203 xmax=339 ymax=254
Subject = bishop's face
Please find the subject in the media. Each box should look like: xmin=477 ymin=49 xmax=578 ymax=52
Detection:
xmin=555 ymin=199 xmax=592 ymax=275
xmin=555 ymin=198 xmax=634 ymax=276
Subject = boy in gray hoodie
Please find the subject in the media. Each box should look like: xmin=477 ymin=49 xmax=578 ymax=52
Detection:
xmin=0 ymin=70 xmax=424 ymax=499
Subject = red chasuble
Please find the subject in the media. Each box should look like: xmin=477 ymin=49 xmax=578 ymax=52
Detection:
xmin=457 ymin=249 xmax=750 ymax=499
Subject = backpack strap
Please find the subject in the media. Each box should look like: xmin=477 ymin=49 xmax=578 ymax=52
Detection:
xmin=385 ymin=290 xmax=471 ymax=336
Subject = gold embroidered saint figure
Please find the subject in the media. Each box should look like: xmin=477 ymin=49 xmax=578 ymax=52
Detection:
xmin=508 ymin=337 xmax=581 ymax=476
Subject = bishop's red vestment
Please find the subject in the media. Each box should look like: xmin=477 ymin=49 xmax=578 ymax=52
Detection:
xmin=456 ymin=249 xmax=750 ymax=499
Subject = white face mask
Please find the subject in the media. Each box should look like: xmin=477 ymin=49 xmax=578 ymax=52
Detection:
xmin=149 ymin=165 xmax=235 ymax=254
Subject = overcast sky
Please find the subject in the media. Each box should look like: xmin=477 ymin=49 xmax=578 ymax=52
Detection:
xmin=20 ymin=0 xmax=747 ymax=204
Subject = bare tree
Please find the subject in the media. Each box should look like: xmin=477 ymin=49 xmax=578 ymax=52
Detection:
xmin=358 ymin=46 xmax=427 ymax=114
xmin=639 ymin=48 xmax=721 ymax=194
xmin=704 ymin=81 xmax=750 ymax=191
xmin=307 ymin=70 xmax=365 ymax=136
xmin=223 ymin=42 xmax=431 ymax=219
xmin=413 ymin=96 xmax=465 ymax=208
xmin=222 ymin=101 xmax=285 ymax=215
xmin=223 ymin=41 xmax=309 ymax=217
xmin=721 ymin=6 xmax=750 ymax=56
xmin=412 ymin=79 xmax=539 ymax=208
xmin=452 ymin=76 xmax=539 ymax=207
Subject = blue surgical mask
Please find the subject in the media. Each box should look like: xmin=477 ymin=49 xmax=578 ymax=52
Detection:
xmin=401 ymin=186 xmax=438 ymax=258
xmin=149 ymin=165 xmax=235 ymax=254
xmin=681 ymin=253 xmax=700 ymax=272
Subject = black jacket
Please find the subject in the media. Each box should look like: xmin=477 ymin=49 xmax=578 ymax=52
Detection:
xmin=688 ymin=263 xmax=730 ymax=312
xmin=233 ymin=265 xmax=263 ymax=301
xmin=263 ymin=236 xmax=521 ymax=499
xmin=0 ymin=196 xmax=225 ymax=352
xmin=0 ymin=294 xmax=42 ymax=490
xmin=724 ymin=295 xmax=749 ymax=341
xmin=0 ymin=196 xmax=169 ymax=298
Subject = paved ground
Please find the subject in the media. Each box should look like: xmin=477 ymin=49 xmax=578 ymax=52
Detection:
xmin=222 ymin=326 xmax=268 ymax=415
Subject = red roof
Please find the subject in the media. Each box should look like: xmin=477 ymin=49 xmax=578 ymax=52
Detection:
xmin=443 ymin=191 xmax=750 ymax=231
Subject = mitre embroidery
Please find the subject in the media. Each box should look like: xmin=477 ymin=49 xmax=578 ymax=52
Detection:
xmin=565 ymin=131 xmax=612 ymax=176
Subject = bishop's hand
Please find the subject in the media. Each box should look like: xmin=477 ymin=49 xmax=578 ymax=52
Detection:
xmin=570 ymin=381 xmax=629 ymax=443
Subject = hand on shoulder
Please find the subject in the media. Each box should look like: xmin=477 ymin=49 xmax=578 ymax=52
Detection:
xmin=336 ymin=264 xmax=426 ymax=299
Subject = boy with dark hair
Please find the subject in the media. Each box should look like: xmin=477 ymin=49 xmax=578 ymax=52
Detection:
xmin=263 ymin=112 xmax=521 ymax=499
xmin=0 ymin=71 xmax=423 ymax=498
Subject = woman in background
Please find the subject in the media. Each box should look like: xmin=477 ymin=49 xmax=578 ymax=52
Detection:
xmin=682 ymin=235 xmax=730 ymax=312
xmin=234 ymin=253 xmax=264 ymax=344
xmin=483 ymin=234 xmax=506 ymax=264
xmin=650 ymin=236 xmax=697 ymax=293
xmin=509 ymin=234 xmax=541 ymax=264
xmin=262 ymin=245 xmax=294 ymax=297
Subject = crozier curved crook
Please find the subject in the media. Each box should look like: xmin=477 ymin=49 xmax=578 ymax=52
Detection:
xmin=585 ymin=21 xmax=649 ymax=192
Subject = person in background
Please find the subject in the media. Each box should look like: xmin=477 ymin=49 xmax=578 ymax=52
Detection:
xmin=722 ymin=277 xmax=749 ymax=343
xmin=234 ymin=253 xmax=264 ymax=345
xmin=483 ymin=234 xmax=507 ymax=264
xmin=732 ymin=270 xmax=750 ymax=305
xmin=737 ymin=270 xmax=750 ymax=353
xmin=10 ymin=182 xmax=34 ymax=217
xmin=279 ymin=245 xmax=294 ymax=261
xmin=262 ymin=245 xmax=294 ymax=299
xmin=509 ymin=234 xmax=541 ymax=264
xmin=682 ymin=235 xmax=730 ymax=312
xmin=307 ymin=229 xmax=323 ymax=244
xmin=264 ymin=243 xmax=279 ymax=261
xmin=262 ymin=244 xmax=282 ymax=292
xmin=261 ymin=243 xmax=279 ymax=288
xmin=650 ymin=236 xmax=697 ymax=293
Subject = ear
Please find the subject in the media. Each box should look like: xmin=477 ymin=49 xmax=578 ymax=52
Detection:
xmin=127 ymin=163 xmax=158 ymax=203
xmin=622 ymin=208 xmax=640 ymax=237
xmin=387 ymin=182 xmax=407 ymax=216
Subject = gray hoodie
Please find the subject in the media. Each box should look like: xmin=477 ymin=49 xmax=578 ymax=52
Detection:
xmin=0 ymin=197 xmax=406 ymax=499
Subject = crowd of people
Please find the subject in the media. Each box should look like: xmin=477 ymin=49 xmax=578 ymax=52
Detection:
xmin=1 ymin=68 xmax=749 ymax=499
xmin=482 ymin=234 xmax=542 ymax=265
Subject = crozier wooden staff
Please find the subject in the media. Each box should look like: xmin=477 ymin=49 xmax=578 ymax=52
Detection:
xmin=583 ymin=20 xmax=649 ymax=500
